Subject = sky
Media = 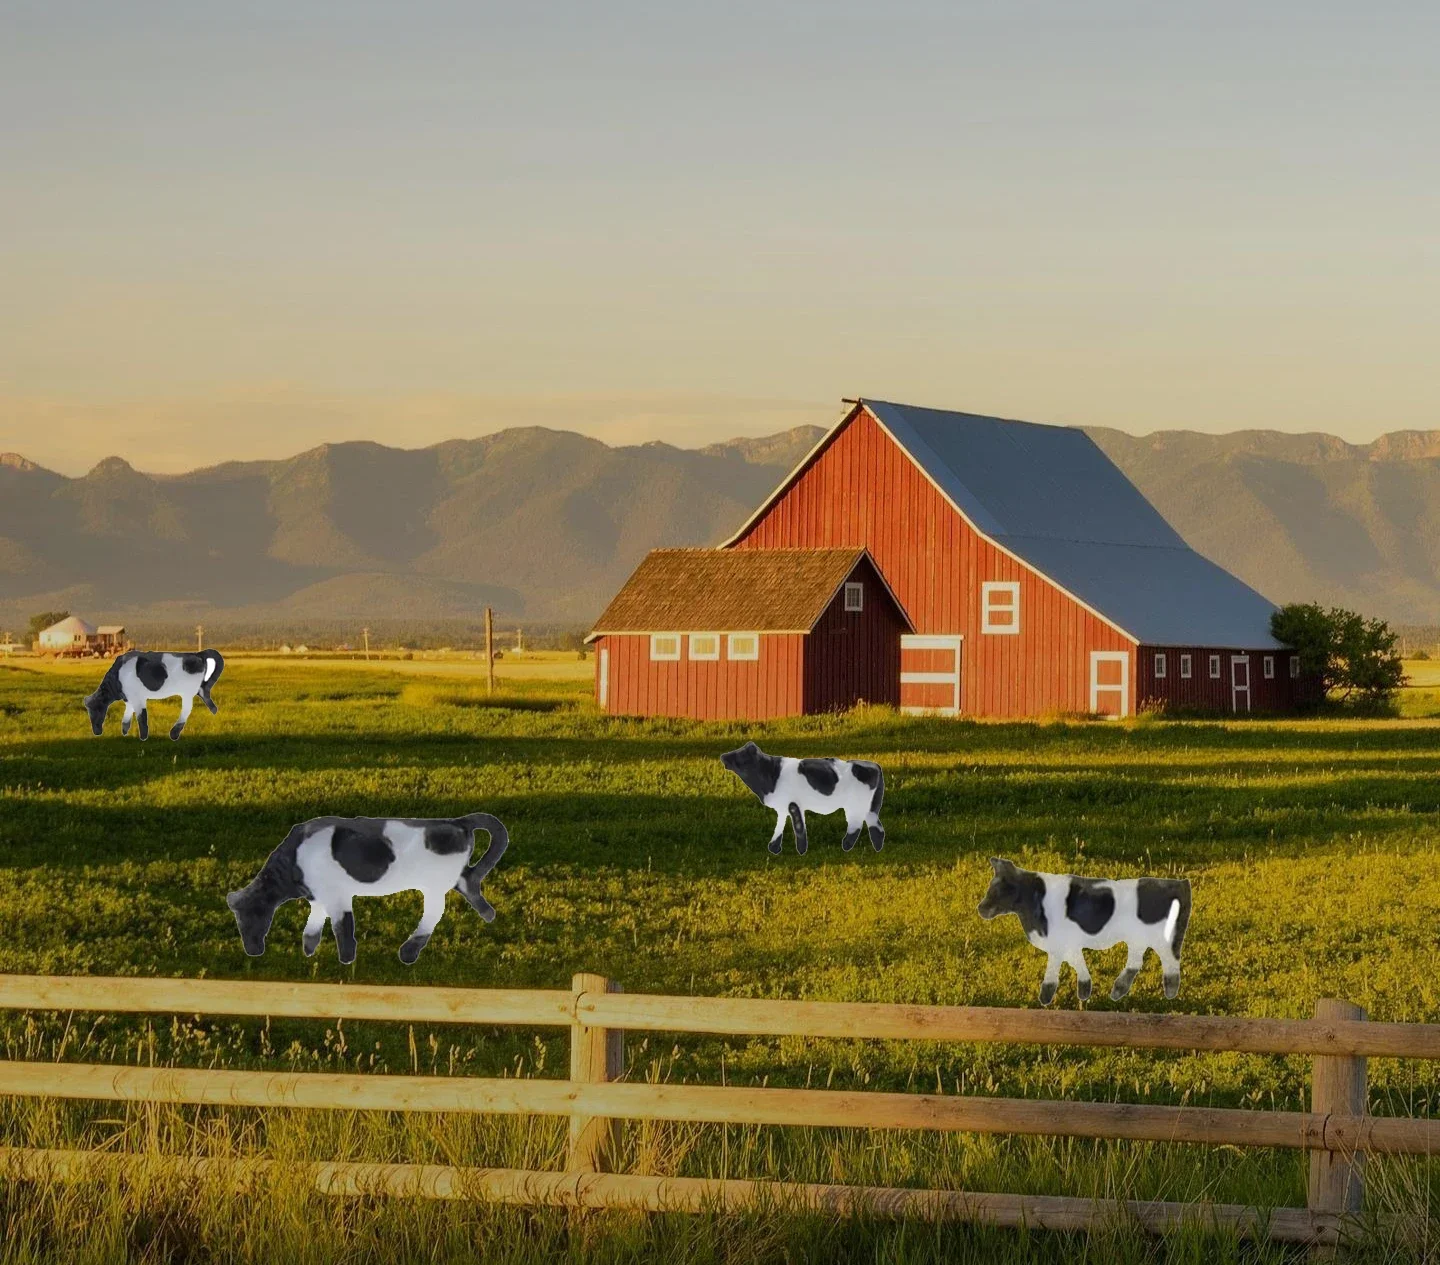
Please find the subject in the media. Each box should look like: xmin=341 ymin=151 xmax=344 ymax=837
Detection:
xmin=1 ymin=1 xmax=1437 ymax=474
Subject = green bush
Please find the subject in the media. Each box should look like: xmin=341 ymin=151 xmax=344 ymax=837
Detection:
xmin=1270 ymin=602 xmax=1405 ymax=705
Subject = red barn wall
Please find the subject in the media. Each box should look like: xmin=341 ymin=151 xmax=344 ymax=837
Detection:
xmin=1136 ymin=646 xmax=1318 ymax=714
xmin=729 ymin=409 xmax=1136 ymax=718
xmin=803 ymin=555 xmax=905 ymax=712
xmin=593 ymin=632 xmax=805 ymax=720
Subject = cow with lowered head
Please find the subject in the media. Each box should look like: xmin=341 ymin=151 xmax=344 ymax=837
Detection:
xmin=978 ymin=857 xmax=1191 ymax=1005
xmin=720 ymin=741 xmax=885 ymax=855
xmin=84 ymin=649 xmax=224 ymax=741
xmin=227 ymin=812 xmax=509 ymax=964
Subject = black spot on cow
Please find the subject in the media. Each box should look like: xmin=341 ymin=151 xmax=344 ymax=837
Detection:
xmin=720 ymin=741 xmax=782 ymax=801
xmin=135 ymin=655 xmax=168 ymax=692
xmin=851 ymin=762 xmax=879 ymax=788
xmin=1065 ymin=878 xmax=1115 ymax=935
xmin=424 ymin=822 xmax=471 ymax=855
xmin=798 ymin=758 xmax=839 ymax=796
xmin=182 ymin=654 xmax=205 ymax=675
xmin=1137 ymin=877 xmax=1192 ymax=952
xmin=330 ymin=825 xmax=394 ymax=884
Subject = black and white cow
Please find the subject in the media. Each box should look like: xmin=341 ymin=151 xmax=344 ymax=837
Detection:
xmin=977 ymin=858 xmax=1191 ymax=1005
xmin=83 ymin=649 xmax=224 ymax=741
xmin=720 ymin=741 xmax=885 ymax=855
xmin=227 ymin=812 xmax=509 ymax=965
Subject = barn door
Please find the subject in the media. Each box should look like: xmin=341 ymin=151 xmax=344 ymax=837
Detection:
xmin=1089 ymin=651 xmax=1129 ymax=718
xmin=900 ymin=635 xmax=962 ymax=715
xmin=1230 ymin=655 xmax=1250 ymax=713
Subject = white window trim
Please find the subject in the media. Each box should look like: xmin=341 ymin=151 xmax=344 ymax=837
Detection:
xmin=1290 ymin=655 xmax=1300 ymax=679
xmin=981 ymin=581 xmax=1021 ymax=635
xmin=1154 ymin=652 xmax=1167 ymax=679
xmin=1089 ymin=650 xmax=1129 ymax=719
xmin=726 ymin=632 xmax=759 ymax=661
xmin=843 ymin=582 xmax=864 ymax=612
xmin=1180 ymin=654 xmax=1192 ymax=679
xmin=1209 ymin=654 xmax=1221 ymax=679
xmin=688 ymin=633 xmax=720 ymax=661
xmin=1263 ymin=655 xmax=1275 ymax=679
xmin=649 ymin=633 xmax=680 ymax=661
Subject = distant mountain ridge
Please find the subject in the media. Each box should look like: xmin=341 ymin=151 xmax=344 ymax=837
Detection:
xmin=2 ymin=420 xmax=1438 ymax=626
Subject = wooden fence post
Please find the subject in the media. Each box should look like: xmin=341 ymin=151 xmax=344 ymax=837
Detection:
xmin=568 ymin=973 xmax=623 ymax=1172
xmin=1308 ymin=997 xmax=1367 ymax=1234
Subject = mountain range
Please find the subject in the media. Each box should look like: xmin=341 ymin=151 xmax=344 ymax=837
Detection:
xmin=2 ymin=421 xmax=1439 ymax=628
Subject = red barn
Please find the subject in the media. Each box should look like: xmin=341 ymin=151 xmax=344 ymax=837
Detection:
xmin=592 ymin=399 xmax=1315 ymax=720
xmin=587 ymin=548 xmax=911 ymax=720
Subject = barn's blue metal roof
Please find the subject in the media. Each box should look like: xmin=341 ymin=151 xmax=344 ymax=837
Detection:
xmin=862 ymin=400 xmax=1283 ymax=647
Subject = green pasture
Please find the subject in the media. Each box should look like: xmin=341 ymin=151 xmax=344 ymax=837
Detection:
xmin=1 ymin=658 xmax=1439 ymax=1262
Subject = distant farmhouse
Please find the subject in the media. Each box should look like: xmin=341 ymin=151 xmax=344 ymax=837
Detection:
xmin=588 ymin=399 xmax=1319 ymax=720
xmin=35 ymin=616 xmax=128 ymax=658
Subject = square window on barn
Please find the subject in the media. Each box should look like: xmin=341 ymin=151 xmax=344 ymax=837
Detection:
xmin=1290 ymin=655 xmax=1300 ymax=678
xmin=844 ymin=582 xmax=864 ymax=612
xmin=727 ymin=633 xmax=759 ymax=661
xmin=689 ymin=633 xmax=720 ymax=661
xmin=1154 ymin=652 xmax=1167 ymax=678
xmin=649 ymin=633 xmax=680 ymax=661
xmin=1264 ymin=655 xmax=1275 ymax=679
xmin=1209 ymin=654 xmax=1221 ymax=679
xmin=1180 ymin=654 xmax=1192 ymax=678
xmin=981 ymin=581 xmax=1020 ymax=634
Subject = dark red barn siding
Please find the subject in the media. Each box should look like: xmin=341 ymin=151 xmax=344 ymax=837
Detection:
xmin=1137 ymin=647 xmax=1322 ymax=713
xmin=729 ymin=407 xmax=1136 ymax=718
xmin=803 ymin=555 xmax=905 ymax=712
xmin=594 ymin=632 xmax=806 ymax=721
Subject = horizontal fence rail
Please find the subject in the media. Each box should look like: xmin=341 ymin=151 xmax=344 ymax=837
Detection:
xmin=3 ymin=973 xmax=1440 ymax=1245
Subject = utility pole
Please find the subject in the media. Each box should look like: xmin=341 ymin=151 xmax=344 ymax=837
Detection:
xmin=485 ymin=607 xmax=495 ymax=695
xmin=362 ymin=627 xmax=370 ymax=660
xmin=196 ymin=624 xmax=203 ymax=652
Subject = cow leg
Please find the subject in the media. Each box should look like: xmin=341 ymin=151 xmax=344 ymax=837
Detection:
xmin=1110 ymin=942 xmax=1148 ymax=1001
xmin=867 ymin=818 xmax=886 ymax=852
xmin=455 ymin=871 xmax=496 ymax=922
xmin=170 ymin=694 xmax=194 ymax=741
xmin=1068 ymin=948 xmax=1092 ymax=1003
xmin=201 ymin=685 xmax=218 ymax=715
xmin=767 ymin=809 xmax=786 ymax=856
xmin=332 ymin=901 xmax=357 ymax=965
xmin=1039 ymin=953 xmax=1062 ymax=1006
xmin=1158 ymin=944 xmax=1182 ymax=999
xmin=136 ymin=707 xmax=149 ymax=741
xmin=120 ymin=703 xmax=134 ymax=736
xmin=840 ymin=813 xmax=862 ymax=852
xmin=788 ymin=803 xmax=808 ymax=856
xmin=399 ymin=890 xmax=447 ymax=964
xmin=302 ymin=904 xmax=327 ymax=957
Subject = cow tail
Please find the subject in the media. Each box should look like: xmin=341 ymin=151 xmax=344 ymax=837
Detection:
xmin=456 ymin=813 xmax=509 ymax=880
xmin=868 ymin=764 xmax=885 ymax=819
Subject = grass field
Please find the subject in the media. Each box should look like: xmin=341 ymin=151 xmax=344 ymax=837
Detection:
xmin=2 ymin=658 xmax=1440 ymax=1262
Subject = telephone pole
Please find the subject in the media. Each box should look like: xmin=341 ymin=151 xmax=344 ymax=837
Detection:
xmin=362 ymin=626 xmax=370 ymax=660
xmin=484 ymin=607 xmax=495 ymax=695
xmin=196 ymin=624 xmax=203 ymax=652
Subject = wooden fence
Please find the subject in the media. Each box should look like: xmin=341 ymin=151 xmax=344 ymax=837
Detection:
xmin=2 ymin=974 xmax=1439 ymax=1245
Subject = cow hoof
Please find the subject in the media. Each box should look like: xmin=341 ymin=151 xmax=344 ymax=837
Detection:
xmin=1163 ymin=974 xmax=1181 ymax=999
xmin=302 ymin=934 xmax=321 ymax=957
xmin=169 ymin=725 xmax=184 ymax=741
xmin=767 ymin=840 xmax=783 ymax=856
xmin=1039 ymin=983 xmax=1057 ymax=1007
xmin=398 ymin=936 xmax=428 ymax=965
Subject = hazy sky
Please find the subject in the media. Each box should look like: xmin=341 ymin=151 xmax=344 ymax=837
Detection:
xmin=2 ymin=1 xmax=1437 ymax=474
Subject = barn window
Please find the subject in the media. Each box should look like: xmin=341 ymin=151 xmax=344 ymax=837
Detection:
xmin=1209 ymin=654 xmax=1221 ymax=679
xmin=1290 ymin=655 xmax=1300 ymax=678
xmin=1263 ymin=655 xmax=1275 ymax=679
xmin=1180 ymin=654 xmax=1192 ymax=679
xmin=727 ymin=633 xmax=759 ymax=661
xmin=649 ymin=634 xmax=680 ymax=661
xmin=688 ymin=633 xmax=720 ymax=661
xmin=981 ymin=581 xmax=1020 ymax=634
xmin=1154 ymin=653 xmax=1167 ymax=679
xmin=844 ymin=582 xmax=864 ymax=612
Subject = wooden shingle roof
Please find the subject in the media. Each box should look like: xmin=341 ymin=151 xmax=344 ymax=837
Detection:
xmin=588 ymin=548 xmax=908 ymax=636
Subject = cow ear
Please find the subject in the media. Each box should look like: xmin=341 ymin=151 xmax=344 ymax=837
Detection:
xmin=743 ymin=741 xmax=757 ymax=752
xmin=226 ymin=891 xmax=241 ymax=910
xmin=989 ymin=857 xmax=1008 ymax=874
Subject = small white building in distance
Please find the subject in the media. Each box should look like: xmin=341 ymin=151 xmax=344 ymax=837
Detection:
xmin=37 ymin=616 xmax=96 ymax=653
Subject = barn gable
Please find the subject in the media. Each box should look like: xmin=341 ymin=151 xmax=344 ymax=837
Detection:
xmin=726 ymin=400 xmax=1282 ymax=650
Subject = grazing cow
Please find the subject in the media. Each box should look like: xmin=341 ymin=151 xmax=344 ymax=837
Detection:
xmin=720 ymin=741 xmax=885 ymax=856
xmin=83 ymin=649 xmax=224 ymax=741
xmin=977 ymin=857 xmax=1191 ymax=1005
xmin=227 ymin=812 xmax=509 ymax=965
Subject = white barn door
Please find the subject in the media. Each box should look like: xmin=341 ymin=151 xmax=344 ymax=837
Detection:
xmin=900 ymin=635 xmax=962 ymax=715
